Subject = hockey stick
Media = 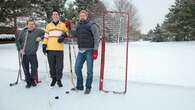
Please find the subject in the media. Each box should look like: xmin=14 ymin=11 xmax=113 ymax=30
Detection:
xmin=18 ymin=53 xmax=25 ymax=81
xmin=68 ymin=42 xmax=76 ymax=89
xmin=44 ymin=54 xmax=53 ymax=87
xmin=10 ymin=31 xmax=28 ymax=87
xmin=9 ymin=52 xmax=23 ymax=86
xmin=44 ymin=54 xmax=49 ymax=75
xmin=35 ymin=70 xmax=42 ymax=84
xmin=70 ymin=38 xmax=77 ymax=59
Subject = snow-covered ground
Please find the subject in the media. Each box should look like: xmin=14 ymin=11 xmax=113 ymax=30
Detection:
xmin=0 ymin=41 xmax=195 ymax=110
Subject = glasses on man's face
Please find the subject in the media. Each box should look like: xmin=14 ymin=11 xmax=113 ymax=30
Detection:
xmin=53 ymin=14 xmax=59 ymax=16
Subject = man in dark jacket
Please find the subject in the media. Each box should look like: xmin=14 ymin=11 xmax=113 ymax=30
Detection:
xmin=72 ymin=10 xmax=100 ymax=94
xmin=16 ymin=18 xmax=44 ymax=88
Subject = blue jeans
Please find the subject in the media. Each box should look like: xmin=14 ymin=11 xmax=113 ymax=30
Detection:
xmin=75 ymin=49 xmax=94 ymax=89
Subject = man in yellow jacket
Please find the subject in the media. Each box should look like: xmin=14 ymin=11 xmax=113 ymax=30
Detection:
xmin=42 ymin=10 xmax=68 ymax=87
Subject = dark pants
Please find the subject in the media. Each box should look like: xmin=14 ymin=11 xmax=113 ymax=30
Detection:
xmin=75 ymin=49 xmax=94 ymax=89
xmin=47 ymin=51 xmax=64 ymax=80
xmin=22 ymin=54 xmax=38 ymax=83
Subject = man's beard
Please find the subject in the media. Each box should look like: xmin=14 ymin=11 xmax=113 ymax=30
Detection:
xmin=28 ymin=27 xmax=35 ymax=31
xmin=80 ymin=18 xmax=87 ymax=22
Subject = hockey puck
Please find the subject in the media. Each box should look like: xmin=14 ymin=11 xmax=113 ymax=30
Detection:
xmin=55 ymin=96 xmax=59 ymax=99
xmin=65 ymin=91 xmax=70 ymax=94
xmin=9 ymin=84 xmax=13 ymax=86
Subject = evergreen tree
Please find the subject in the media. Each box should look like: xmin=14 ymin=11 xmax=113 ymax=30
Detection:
xmin=0 ymin=0 xmax=67 ymax=27
xmin=64 ymin=3 xmax=77 ymax=20
xmin=152 ymin=24 xmax=164 ymax=42
xmin=74 ymin=0 xmax=106 ymax=20
xmin=30 ymin=0 xmax=67 ymax=22
xmin=145 ymin=29 xmax=154 ymax=41
xmin=0 ymin=0 xmax=31 ymax=27
xmin=164 ymin=0 xmax=195 ymax=41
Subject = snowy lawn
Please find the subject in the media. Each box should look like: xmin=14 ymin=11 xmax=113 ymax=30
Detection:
xmin=0 ymin=41 xmax=195 ymax=110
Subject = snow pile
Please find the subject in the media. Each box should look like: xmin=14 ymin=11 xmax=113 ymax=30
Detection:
xmin=0 ymin=34 xmax=15 ymax=40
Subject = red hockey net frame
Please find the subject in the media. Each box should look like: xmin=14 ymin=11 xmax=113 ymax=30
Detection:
xmin=99 ymin=11 xmax=130 ymax=94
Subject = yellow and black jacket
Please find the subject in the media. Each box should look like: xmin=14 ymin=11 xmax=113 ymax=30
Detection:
xmin=43 ymin=21 xmax=68 ymax=51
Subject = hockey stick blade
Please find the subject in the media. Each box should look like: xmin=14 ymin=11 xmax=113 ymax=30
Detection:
xmin=9 ymin=82 xmax=18 ymax=87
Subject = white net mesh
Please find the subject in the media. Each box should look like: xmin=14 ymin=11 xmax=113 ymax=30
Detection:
xmin=101 ymin=12 xmax=129 ymax=91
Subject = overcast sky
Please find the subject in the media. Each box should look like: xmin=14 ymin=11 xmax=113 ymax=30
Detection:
xmin=103 ymin=0 xmax=175 ymax=34
xmin=67 ymin=0 xmax=175 ymax=34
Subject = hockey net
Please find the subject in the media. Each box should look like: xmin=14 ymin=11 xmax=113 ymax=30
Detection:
xmin=99 ymin=11 xmax=130 ymax=94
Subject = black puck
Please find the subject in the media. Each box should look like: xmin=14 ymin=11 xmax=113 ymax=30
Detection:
xmin=55 ymin=96 xmax=59 ymax=99
xmin=65 ymin=91 xmax=70 ymax=94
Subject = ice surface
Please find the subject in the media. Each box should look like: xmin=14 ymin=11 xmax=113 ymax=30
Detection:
xmin=0 ymin=41 xmax=195 ymax=110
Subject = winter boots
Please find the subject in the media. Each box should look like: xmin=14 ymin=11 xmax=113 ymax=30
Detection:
xmin=25 ymin=78 xmax=37 ymax=88
xmin=57 ymin=80 xmax=63 ymax=87
xmin=50 ymin=78 xmax=57 ymax=87
xmin=84 ymin=88 xmax=91 ymax=94
xmin=50 ymin=78 xmax=63 ymax=87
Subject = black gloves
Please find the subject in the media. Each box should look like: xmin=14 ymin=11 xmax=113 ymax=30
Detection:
xmin=58 ymin=35 xmax=65 ymax=43
xmin=42 ymin=44 xmax=47 ymax=55
xmin=58 ymin=34 xmax=68 ymax=43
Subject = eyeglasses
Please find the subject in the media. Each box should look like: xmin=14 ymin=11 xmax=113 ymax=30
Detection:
xmin=52 ymin=14 xmax=59 ymax=16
